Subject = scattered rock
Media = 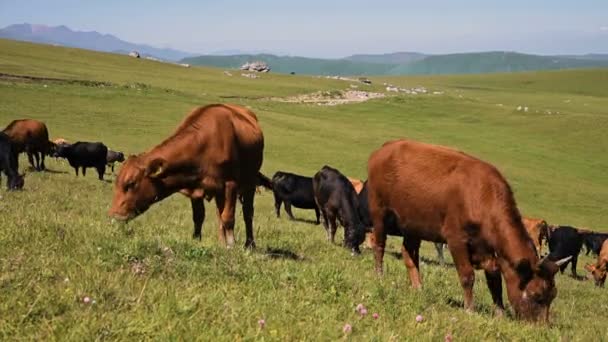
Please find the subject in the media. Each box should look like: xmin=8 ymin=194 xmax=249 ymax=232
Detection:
xmin=241 ymin=73 xmax=259 ymax=79
xmin=223 ymin=71 xmax=233 ymax=76
xmin=240 ymin=61 xmax=270 ymax=72
xmin=179 ymin=63 xmax=190 ymax=68
xmin=271 ymin=89 xmax=385 ymax=106
xmin=358 ymin=77 xmax=372 ymax=84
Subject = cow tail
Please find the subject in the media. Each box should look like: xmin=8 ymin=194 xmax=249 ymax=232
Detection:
xmin=257 ymin=172 xmax=273 ymax=190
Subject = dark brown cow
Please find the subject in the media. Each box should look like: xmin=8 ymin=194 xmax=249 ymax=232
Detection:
xmin=367 ymin=139 xmax=568 ymax=321
xmin=585 ymin=239 xmax=608 ymax=287
xmin=3 ymin=119 xmax=51 ymax=171
xmin=108 ymin=104 xmax=271 ymax=248
xmin=522 ymin=217 xmax=549 ymax=255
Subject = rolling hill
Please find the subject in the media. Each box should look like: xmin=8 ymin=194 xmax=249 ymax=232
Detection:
xmin=183 ymin=51 xmax=608 ymax=76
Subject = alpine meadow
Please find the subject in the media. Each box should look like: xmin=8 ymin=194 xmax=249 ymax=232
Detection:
xmin=1 ymin=38 xmax=608 ymax=341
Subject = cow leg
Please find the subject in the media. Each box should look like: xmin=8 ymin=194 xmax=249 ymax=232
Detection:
xmin=314 ymin=206 xmax=320 ymax=225
xmin=74 ymin=167 xmax=79 ymax=176
xmin=26 ymin=150 xmax=35 ymax=169
xmin=371 ymin=215 xmax=387 ymax=275
xmin=284 ymin=202 xmax=295 ymax=220
xmin=241 ymin=187 xmax=256 ymax=249
xmin=571 ymin=254 xmax=578 ymax=278
xmin=82 ymin=167 xmax=86 ymax=176
xmin=401 ymin=236 xmax=422 ymax=289
xmin=216 ymin=181 xmax=237 ymax=248
xmin=273 ymin=193 xmax=282 ymax=218
xmin=111 ymin=163 xmax=115 ymax=173
xmin=191 ymin=198 xmax=205 ymax=240
xmin=447 ymin=241 xmax=476 ymax=312
xmin=319 ymin=207 xmax=330 ymax=239
xmin=96 ymin=165 xmax=104 ymax=180
xmin=39 ymin=152 xmax=46 ymax=171
xmin=327 ymin=211 xmax=338 ymax=244
xmin=435 ymin=242 xmax=445 ymax=265
xmin=484 ymin=269 xmax=505 ymax=317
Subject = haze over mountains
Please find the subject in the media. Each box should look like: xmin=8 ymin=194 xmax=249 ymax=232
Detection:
xmin=2 ymin=23 xmax=608 ymax=75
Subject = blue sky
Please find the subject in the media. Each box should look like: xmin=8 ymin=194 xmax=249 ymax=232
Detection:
xmin=0 ymin=0 xmax=606 ymax=57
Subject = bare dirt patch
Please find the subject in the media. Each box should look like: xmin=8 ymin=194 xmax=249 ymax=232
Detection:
xmin=269 ymin=89 xmax=385 ymax=106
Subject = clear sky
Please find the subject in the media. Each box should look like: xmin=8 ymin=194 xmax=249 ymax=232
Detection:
xmin=0 ymin=0 xmax=606 ymax=57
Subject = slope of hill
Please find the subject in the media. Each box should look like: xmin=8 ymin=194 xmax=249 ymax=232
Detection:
xmin=344 ymin=52 xmax=427 ymax=65
xmin=387 ymin=51 xmax=608 ymax=75
xmin=180 ymin=54 xmax=397 ymax=76
xmin=182 ymin=51 xmax=608 ymax=76
xmin=0 ymin=23 xmax=193 ymax=61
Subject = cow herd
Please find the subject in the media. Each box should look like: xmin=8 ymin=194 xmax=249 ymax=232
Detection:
xmin=0 ymin=119 xmax=126 ymax=185
xmin=1 ymin=103 xmax=607 ymax=324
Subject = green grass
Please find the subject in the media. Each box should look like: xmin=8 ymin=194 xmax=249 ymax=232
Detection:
xmin=1 ymin=38 xmax=608 ymax=340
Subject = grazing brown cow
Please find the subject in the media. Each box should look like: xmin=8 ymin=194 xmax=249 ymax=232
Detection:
xmin=108 ymin=104 xmax=272 ymax=248
xmin=367 ymin=139 xmax=568 ymax=321
xmin=347 ymin=177 xmax=364 ymax=194
xmin=522 ymin=217 xmax=549 ymax=255
xmin=585 ymin=240 xmax=608 ymax=287
xmin=3 ymin=119 xmax=51 ymax=171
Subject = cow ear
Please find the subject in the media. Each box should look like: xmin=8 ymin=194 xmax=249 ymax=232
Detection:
xmin=146 ymin=158 xmax=167 ymax=178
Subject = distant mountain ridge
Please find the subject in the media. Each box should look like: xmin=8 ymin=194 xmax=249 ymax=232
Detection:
xmin=0 ymin=23 xmax=194 ymax=61
xmin=2 ymin=23 xmax=608 ymax=75
xmin=183 ymin=51 xmax=608 ymax=76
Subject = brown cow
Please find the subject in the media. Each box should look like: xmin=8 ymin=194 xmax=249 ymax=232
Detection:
xmin=585 ymin=240 xmax=608 ymax=287
xmin=347 ymin=177 xmax=364 ymax=194
xmin=3 ymin=119 xmax=51 ymax=171
xmin=367 ymin=139 xmax=568 ymax=321
xmin=522 ymin=217 xmax=549 ymax=255
xmin=108 ymin=104 xmax=272 ymax=248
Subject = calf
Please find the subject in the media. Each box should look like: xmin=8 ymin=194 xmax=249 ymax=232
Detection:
xmin=522 ymin=217 xmax=549 ymax=255
xmin=585 ymin=240 xmax=608 ymax=287
xmin=367 ymin=139 xmax=567 ymax=321
xmin=347 ymin=177 xmax=364 ymax=194
xmin=106 ymin=150 xmax=125 ymax=173
xmin=357 ymin=180 xmax=446 ymax=263
xmin=313 ymin=165 xmax=366 ymax=254
xmin=0 ymin=133 xmax=24 ymax=190
xmin=547 ymin=225 xmax=583 ymax=277
xmin=581 ymin=232 xmax=608 ymax=256
xmin=271 ymin=171 xmax=320 ymax=224
xmin=54 ymin=142 xmax=108 ymax=180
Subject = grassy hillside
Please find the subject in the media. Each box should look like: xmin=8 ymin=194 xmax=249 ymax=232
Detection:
xmin=180 ymin=54 xmax=397 ymax=76
xmin=392 ymin=51 xmax=608 ymax=75
xmin=1 ymin=39 xmax=608 ymax=340
xmin=182 ymin=50 xmax=608 ymax=76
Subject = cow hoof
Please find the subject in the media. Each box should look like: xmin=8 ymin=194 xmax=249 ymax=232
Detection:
xmin=245 ymin=241 xmax=256 ymax=249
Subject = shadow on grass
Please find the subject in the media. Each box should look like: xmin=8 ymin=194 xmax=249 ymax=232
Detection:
xmin=388 ymin=252 xmax=454 ymax=267
xmin=446 ymin=298 xmax=513 ymax=319
xmin=290 ymin=217 xmax=321 ymax=225
xmin=264 ymin=247 xmax=304 ymax=261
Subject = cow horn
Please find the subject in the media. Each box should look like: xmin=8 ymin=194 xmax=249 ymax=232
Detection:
xmin=536 ymin=255 xmax=549 ymax=267
xmin=554 ymin=256 xmax=572 ymax=267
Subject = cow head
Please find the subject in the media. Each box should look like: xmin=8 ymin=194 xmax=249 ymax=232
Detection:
xmin=7 ymin=173 xmax=24 ymax=191
xmin=108 ymin=155 xmax=171 ymax=222
xmin=585 ymin=263 xmax=607 ymax=287
xmin=506 ymin=256 xmax=570 ymax=322
xmin=344 ymin=223 xmax=366 ymax=255
xmin=53 ymin=143 xmax=71 ymax=158
xmin=116 ymin=152 xmax=125 ymax=163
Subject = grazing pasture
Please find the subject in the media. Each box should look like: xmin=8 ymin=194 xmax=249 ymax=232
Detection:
xmin=0 ymin=39 xmax=607 ymax=340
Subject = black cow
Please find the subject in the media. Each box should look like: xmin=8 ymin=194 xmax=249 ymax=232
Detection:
xmin=312 ymin=165 xmax=366 ymax=254
xmin=106 ymin=150 xmax=125 ymax=173
xmin=582 ymin=232 xmax=608 ymax=256
xmin=0 ymin=133 xmax=24 ymax=190
xmin=54 ymin=142 xmax=108 ymax=180
xmin=271 ymin=171 xmax=320 ymax=224
xmin=357 ymin=180 xmax=446 ymax=264
xmin=547 ymin=226 xmax=583 ymax=277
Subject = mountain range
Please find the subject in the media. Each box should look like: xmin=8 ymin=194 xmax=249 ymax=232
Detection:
xmin=0 ymin=23 xmax=193 ymax=61
xmin=2 ymin=23 xmax=608 ymax=75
